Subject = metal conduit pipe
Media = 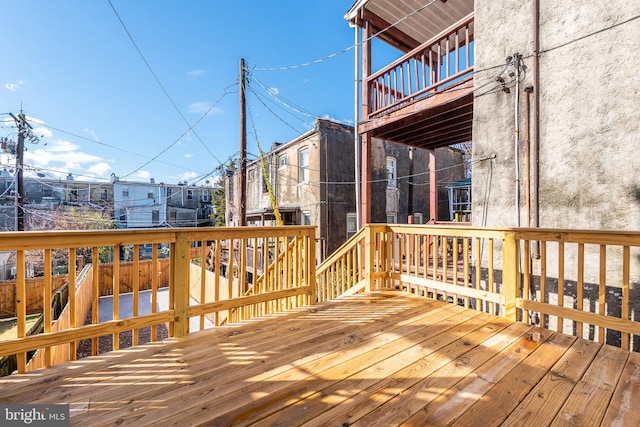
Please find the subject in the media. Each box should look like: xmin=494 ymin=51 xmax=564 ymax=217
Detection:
xmin=352 ymin=22 xmax=361 ymax=230
xmin=514 ymin=53 xmax=521 ymax=228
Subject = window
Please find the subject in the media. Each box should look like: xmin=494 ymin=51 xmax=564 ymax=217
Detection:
xmin=122 ymin=187 xmax=129 ymax=197
xmin=299 ymin=147 xmax=309 ymax=183
xmin=42 ymin=186 xmax=52 ymax=198
xmin=170 ymin=211 xmax=177 ymax=223
xmin=413 ymin=213 xmax=423 ymax=224
xmin=152 ymin=210 xmax=159 ymax=225
xmin=248 ymin=169 xmax=256 ymax=182
xmin=119 ymin=210 xmax=127 ymax=223
xmin=278 ymin=155 xmax=287 ymax=169
xmin=148 ymin=191 xmax=154 ymax=199
xmin=69 ymin=189 xmax=78 ymax=202
xmin=302 ymin=211 xmax=312 ymax=225
xmin=386 ymin=156 xmax=397 ymax=188
xmin=346 ymin=213 xmax=358 ymax=238
xmin=187 ymin=189 xmax=194 ymax=200
xmin=101 ymin=188 xmax=108 ymax=201
xmin=386 ymin=214 xmax=397 ymax=224
xmin=167 ymin=188 xmax=172 ymax=198
xmin=202 ymin=189 xmax=209 ymax=202
xmin=262 ymin=170 xmax=270 ymax=194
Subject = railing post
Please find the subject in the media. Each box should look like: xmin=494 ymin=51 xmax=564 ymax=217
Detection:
xmin=502 ymin=231 xmax=518 ymax=321
xmin=308 ymin=227 xmax=317 ymax=305
xmin=173 ymin=231 xmax=189 ymax=337
xmin=364 ymin=225 xmax=373 ymax=292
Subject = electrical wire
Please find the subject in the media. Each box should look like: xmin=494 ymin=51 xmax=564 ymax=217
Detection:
xmin=251 ymin=0 xmax=438 ymax=71
xmin=107 ymin=0 xmax=227 ymax=165
xmin=121 ymin=82 xmax=237 ymax=178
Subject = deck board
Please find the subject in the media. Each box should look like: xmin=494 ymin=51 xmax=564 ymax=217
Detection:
xmin=0 ymin=291 xmax=638 ymax=427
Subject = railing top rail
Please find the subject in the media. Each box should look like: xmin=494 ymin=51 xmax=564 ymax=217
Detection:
xmin=515 ymin=228 xmax=640 ymax=245
xmin=0 ymin=225 xmax=317 ymax=251
xmin=366 ymin=12 xmax=474 ymax=83
xmin=316 ymin=228 xmax=366 ymax=276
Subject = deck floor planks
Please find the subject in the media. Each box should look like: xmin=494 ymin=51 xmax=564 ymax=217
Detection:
xmin=334 ymin=321 xmax=534 ymax=427
xmin=401 ymin=325 xmax=556 ymax=426
xmin=75 ymin=294 xmax=453 ymax=425
xmin=502 ymin=338 xmax=602 ymax=426
xmin=451 ymin=332 xmax=578 ymax=426
xmin=600 ymin=351 xmax=640 ymax=425
xmin=553 ymin=344 xmax=631 ymax=426
xmin=55 ymin=296 xmax=426 ymax=413
xmin=154 ymin=302 xmax=478 ymax=425
xmin=1 ymin=290 xmax=639 ymax=427
xmin=3 ymin=295 xmax=424 ymax=412
xmin=247 ymin=312 xmax=498 ymax=426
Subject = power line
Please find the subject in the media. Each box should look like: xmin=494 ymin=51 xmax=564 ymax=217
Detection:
xmin=107 ymin=0 xmax=224 ymax=164
xmin=121 ymin=82 xmax=237 ymax=178
xmin=251 ymin=0 xmax=438 ymax=71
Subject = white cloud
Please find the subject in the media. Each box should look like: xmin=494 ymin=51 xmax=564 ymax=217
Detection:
xmin=184 ymin=153 xmax=194 ymax=159
xmin=32 ymin=127 xmax=53 ymax=139
xmin=83 ymin=128 xmax=100 ymax=142
xmin=188 ymin=101 xmax=221 ymax=115
xmin=88 ymin=162 xmax=111 ymax=176
xmin=178 ymin=171 xmax=198 ymax=183
xmin=267 ymin=87 xmax=280 ymax=95
xmin=4 ymin=80 xmax=24 ymax=91
xmin=134 ymin=170 xmax=151 ymax=180
xmin=186 ymin=69 xmax=206 ymax=78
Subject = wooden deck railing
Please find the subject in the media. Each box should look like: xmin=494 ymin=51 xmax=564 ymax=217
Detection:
xmin=0 ymin=226 xmax=316 ymax=373
xmin=1 ymin=224 xmax=639 ymax=376
xmin=366 ymin=13 xmax=474 ymax=117
xmin=315 ymin=224 xmax=640 ymax=352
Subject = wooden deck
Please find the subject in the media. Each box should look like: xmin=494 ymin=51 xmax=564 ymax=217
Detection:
xmin=1 ymin=291 xmax=638 ymax=426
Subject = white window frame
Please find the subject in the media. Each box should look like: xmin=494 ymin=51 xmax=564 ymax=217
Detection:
xmin=386 ymin=156 xmax=397 ymax=188
xmin=302 ymin=211 xmax=312 ymax=225
xmin=299 ymin=147 xmax=309 ymax=184
xmin=278 ymin=154 xmax=287 ymax=169
xmin=386 ymin=213 xmax=397 ymax=224
xmin=346 ymin=213 xmax=358 ymax=238
xmin=122 ymin=187 xmax=129 ymax=197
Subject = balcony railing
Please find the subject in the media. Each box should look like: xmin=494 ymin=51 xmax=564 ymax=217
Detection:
xmin=366 ymin=13 xmax=474 ymax=117
xmin=318 ymin=225 xmax=640 ymax=351
xmin=1 ymin=223 xmax=639 ymax=376
xmin=0 ymin=226 xmax=316 ymax=373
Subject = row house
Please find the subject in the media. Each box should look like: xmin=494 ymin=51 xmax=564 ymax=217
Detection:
xmin=346 ymin=0 xmax=640 ymax=325
xmin=0 ymin=172 xmax=215 ymax=230
xmin=226 ymin=118 xmax=464 ymax=259
xmin=112 ymin=175 xmax=214 ymax=229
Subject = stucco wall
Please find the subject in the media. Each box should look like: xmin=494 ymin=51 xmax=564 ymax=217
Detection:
xmin=473 ymin=0 xmax=640 ymax=230
xmin=472 ymin=1 xmax=640 ymax=338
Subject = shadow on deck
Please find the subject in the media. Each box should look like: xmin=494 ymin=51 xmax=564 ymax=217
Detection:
xmin=1 ymin=291 xmax=637 ymax=426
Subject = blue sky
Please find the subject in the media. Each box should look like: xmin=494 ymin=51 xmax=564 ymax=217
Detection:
xmin=0 ymin=0 xmax=393 ymax=186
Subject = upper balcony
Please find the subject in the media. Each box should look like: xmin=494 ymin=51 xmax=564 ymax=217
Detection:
xmin=1 ymin=225 xmax=639 ymax=425
xmin=347 ymin=0 xmax=474 ymax=150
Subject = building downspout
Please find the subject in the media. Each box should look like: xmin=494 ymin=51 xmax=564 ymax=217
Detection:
xmin=532 ymin=0 xmax=541 ymax=257
xmin=352 ymin=22 xmax=361 ymax=230
xmin=513 ymin=53 xmax=521 ymax=228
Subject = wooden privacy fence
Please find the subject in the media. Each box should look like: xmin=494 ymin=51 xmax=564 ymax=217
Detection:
xmin=98 ymin=258 xmax=170 ymax=295
xmin=26 ymin=264 xmax=94 ymax=371
xmin=0 ymin=259 xmax=171 ymax=319
xmin=0 ymin=226 xmax=316 ymax=373
xmin=315 ymin=224 xmax=640 ymax=351
xmin=0 ymin=276 xmax=68 ymax=318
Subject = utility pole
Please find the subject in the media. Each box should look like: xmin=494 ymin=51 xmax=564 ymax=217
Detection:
xmin=9 ymin=113 xmax=32 ymax=231
xmin=239 ymin=58 xmax=247 ymax=226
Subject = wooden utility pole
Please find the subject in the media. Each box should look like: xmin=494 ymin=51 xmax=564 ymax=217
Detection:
xmin=239 ymin=58 xmax=247 ymax=226
xmin=9 ymin=113 xmax=29 ymax=231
